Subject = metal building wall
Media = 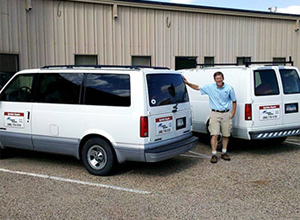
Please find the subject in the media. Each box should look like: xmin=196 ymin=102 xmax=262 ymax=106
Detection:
xmin=0 ymin=0 xmax=299 ymax=69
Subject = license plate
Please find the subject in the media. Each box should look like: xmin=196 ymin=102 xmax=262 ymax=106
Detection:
xmin=285 ymin=103 xmax=298 ymax=114
xmin=176 ymin=117 xmax=186 ymax=130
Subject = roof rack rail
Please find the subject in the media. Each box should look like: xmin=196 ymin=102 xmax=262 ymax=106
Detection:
xmin=195 ymin=56 xmax=294 ymax=68
xmin=244 ymin=56 xmax=294 ymax=67
xmin=41 ymin=65 xmax=170 ymax=70
xmin=196 ymin=63 xmax=238 ymax=68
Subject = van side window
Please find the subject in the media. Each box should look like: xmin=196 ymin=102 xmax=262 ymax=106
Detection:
xmin=37 ymin=73 xmax=83 ymax=104
xmin=1 ymin=74 xmax=34 ymax=102
xmin=254 ymin=70 xmax=279 ymax=96
xmin=84 ymin=74 xmax=130 ymax=106
xmin=279 ymin=69 xmax=300 ymax=94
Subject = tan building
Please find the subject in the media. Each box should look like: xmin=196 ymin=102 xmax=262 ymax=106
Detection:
xmin=1 ymin=0 xmax=300 ymax=84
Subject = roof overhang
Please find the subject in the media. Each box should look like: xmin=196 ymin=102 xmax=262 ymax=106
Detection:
xmin=65 ymin=0 xmax=300 ymax=21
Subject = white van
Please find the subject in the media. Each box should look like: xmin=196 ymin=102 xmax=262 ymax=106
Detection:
xmin=181 ymin=64 xmax=300 ymax=142
xmin=0 ymin=65 xmax=198 ymax=175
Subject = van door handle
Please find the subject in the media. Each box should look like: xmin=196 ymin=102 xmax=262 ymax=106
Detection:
xmin=27 ymin=111 xmax=30 ymax=122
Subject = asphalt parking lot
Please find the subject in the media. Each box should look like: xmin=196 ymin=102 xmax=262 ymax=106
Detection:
xmin=1 ymin=135 xmax=300 ymax=220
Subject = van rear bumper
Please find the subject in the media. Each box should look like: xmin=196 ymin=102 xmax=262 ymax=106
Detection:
xmin=249 ymin=126 xmax=300 ymax=140
xmin=144 ymin=135 xmax=198 ymax=162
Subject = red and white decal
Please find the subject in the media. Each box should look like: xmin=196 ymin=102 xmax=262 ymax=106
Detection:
xmin=4 ymin=112 xmax=24 ymax=117
xmin=259 ymin=105 xmax=280 ymax=120
xmin=156 ymin=116 xmax=173 ymax=122
xmin=4 ymin=112 xmax=25 ymax=128
xmin=156 ymin=116 xmax=173 ymax=135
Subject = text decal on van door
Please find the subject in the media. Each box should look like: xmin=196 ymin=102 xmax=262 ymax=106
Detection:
xmin=4 ymin=112 xmax=25 ymax=128
xmin=156 ymin=116 xmax=173 ymax=135
xmin=259 ymin=105 xmax=280 ymax=120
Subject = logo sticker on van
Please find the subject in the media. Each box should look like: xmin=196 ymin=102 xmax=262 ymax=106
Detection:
xmin=156 ymin=116 xmax=173 ymax=135
xmin=259 ymin=105 xmax=280 ymax=120
xmin=4 ymin=112 xmax=25 ymax=128
xmin=285 ymin=103 xmax=298 ymax=114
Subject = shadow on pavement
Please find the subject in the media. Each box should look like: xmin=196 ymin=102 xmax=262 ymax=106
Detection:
xmin=194 ymin=132 xmax=300 ymax=155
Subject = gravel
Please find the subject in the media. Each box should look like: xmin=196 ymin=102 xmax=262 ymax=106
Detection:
xmin=0 ymin=136 xmax=300 ymax=219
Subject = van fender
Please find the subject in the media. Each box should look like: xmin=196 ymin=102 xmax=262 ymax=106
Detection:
xmin=80 ymin=129 xmax=117 ymax=147
xmin=78 ymin=129 xmax=117 ymax=159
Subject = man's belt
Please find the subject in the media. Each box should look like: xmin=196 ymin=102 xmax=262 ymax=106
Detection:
xmin=212 ymin=109 xmax=229 ymax=113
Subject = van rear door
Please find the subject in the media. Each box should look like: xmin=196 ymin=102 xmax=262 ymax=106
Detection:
xmin=146 ymin=72 xmax=191 ymax=142
xmin=252 ymin=68 xmax=283 ymax=128
xmin=279 ymin=68 xmax=300 ymax=125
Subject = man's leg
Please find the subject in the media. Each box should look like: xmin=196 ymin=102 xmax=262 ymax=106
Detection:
xmin=222 ymin=136 xmax=229 ymax=151
xmin=208 ymin=112 xmax=220 ymax=163
xmin=210 ymin=135 xmax=218 ymax=163
xmin=220 ymin=112 xmax=232 ymax=161
xmin=221 ymin=137 xmax=231 ymax=161
xmin=211 ymin=135 xmax=218 ymax=152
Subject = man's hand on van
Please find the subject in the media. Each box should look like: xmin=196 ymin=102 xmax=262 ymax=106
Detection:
xmin=182 ymin=75 xmax=187 ymax=84
xmin=182 ymin=75 xmax=199 ymax=90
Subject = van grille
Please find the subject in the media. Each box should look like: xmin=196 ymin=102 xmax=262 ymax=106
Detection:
xmin=249 ymin=127 xmax=300 ymax=140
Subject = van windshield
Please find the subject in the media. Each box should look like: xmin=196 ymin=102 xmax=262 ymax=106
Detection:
xmin=147 ymin=74 xmax=189 ymax=107
xmin=279 ymin=69 xmax=300 ymax=94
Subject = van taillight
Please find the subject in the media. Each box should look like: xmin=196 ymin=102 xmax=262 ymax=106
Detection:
xmin=245 ymin=104 xmax=252 ymax=120
xmin=140 ymin=116 xmax=148 ymax=137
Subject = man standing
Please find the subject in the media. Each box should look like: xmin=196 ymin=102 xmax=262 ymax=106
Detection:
xmin=183 ymin=72 xmax=237 ymax=163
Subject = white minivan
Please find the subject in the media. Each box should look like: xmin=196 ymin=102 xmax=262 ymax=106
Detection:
xmin=0 ymin=65 xmax=198 ymax=175
xmin=181 ymin=64 xmax=300 ymax=142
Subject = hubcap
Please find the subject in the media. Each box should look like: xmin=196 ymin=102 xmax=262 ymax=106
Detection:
xmin=87 ymin=145 xmax=107 ymax=170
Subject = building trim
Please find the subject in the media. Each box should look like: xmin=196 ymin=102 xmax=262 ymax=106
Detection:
xmin=65 ymin=0 xmax=300 ymax=21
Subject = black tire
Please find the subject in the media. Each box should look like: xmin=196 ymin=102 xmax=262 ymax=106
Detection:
xmin=0 ymin=148 xmax=3 ymax=159
xmin=81 ymin=138 xmax=115 ymax=176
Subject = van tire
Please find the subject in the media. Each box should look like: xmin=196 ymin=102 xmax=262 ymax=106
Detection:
xmin=81 ymin=137 xmax=115 ymax=176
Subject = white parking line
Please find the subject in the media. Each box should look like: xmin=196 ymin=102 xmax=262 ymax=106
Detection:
xmin=181 ymin=151 xmax=211 ymax=159
xmin=0 ymin=168 xmax=151 ymax=195
xmin=284 ymin=141 xmax=300 ymax=146
xmin=180 ymin=154 xmax=206 ymax=158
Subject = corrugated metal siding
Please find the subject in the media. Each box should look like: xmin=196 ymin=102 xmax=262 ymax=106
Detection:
xmin=0 ymin=0 xmax=299 ymax=69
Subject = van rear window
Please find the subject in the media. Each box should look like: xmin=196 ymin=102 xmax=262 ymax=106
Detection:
xmin=279 ymin=69 xmax=300 ymax=94
xmin=147 ymin=74 xmax=189 ymax=107
xmin=254 ymin=70 xmax=279 ymax=96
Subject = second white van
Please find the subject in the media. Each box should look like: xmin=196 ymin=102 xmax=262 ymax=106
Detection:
xmin=182 ymin=64 xmax=300 ymax=142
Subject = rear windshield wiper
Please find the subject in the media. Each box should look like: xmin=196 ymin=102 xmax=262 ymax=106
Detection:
xmin=172 ymin=101 xmax=179 ymax=113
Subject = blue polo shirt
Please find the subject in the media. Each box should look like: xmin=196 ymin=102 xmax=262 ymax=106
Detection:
xmin=199 ymin=83 xmax=237 ymax=111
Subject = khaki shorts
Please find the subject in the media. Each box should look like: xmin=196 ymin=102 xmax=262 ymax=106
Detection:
xmin=208 ymin=111 xmax=232 ymax=137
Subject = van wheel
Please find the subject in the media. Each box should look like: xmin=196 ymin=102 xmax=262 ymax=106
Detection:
xmin=81 ymin=138 xmax=115 ymax=176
